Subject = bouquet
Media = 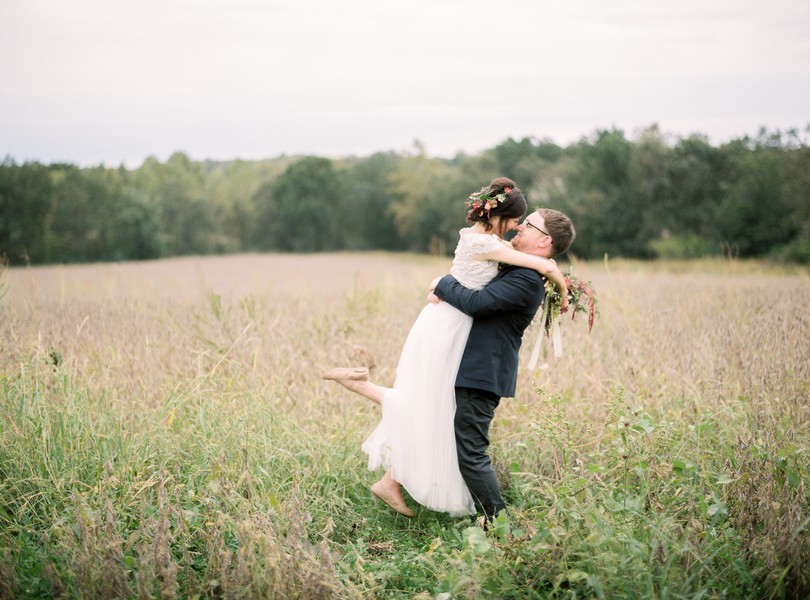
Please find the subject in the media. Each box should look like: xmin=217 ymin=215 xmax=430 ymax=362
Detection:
xmin=528 ymin=268 xmax=598 ymax=370
xmin=545 ymin=270 xmax=598 ymax=333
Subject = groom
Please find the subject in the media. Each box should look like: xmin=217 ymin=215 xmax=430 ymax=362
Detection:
xmin=432 ymin=207 xmax=576 ymax=520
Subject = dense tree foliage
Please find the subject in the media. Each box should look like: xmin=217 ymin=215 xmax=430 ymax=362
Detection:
xmin=2 ymin=125 xmax=809 ymax=265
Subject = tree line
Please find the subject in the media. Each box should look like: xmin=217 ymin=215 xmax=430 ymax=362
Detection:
xmin=2 ymin=125 xmax=809 ymax=266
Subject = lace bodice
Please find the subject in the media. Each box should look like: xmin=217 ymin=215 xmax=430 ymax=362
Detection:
xmin=449 ymin=228 xmax=503 ymax=290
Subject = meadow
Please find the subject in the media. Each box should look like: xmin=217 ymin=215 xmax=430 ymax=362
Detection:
xmin=1 ymin=253 xmax=808 ymax=599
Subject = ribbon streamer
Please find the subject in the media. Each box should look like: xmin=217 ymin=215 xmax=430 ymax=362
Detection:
xmin=527 ymin=299 xmax=564 ymax=370
xmin=527 ymin=299 xmax=550 ymax=371
xmin=552 ymin=318 xmax=562 ymax=358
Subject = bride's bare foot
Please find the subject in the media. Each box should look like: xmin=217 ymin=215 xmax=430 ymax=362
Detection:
xmin=322 ymin=367 xmax=369 ymax=381
xmin=371 ymin=480 xmax=416 ymax=517
xmin=321 ymin=368 xmax=385 ymax=405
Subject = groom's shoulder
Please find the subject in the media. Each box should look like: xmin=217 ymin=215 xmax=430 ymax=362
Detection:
xmin=498 ymin=265 xmax=544 ymax=282
xmin=496 ymin=266 xmax=545 ymax=293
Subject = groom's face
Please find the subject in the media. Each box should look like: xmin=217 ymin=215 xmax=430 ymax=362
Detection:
xmin=513 ymin=213 xmax=552 ymax=256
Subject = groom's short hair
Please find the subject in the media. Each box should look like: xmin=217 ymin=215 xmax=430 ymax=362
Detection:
xmin=536 ymin=208 xmax=575 ymax=257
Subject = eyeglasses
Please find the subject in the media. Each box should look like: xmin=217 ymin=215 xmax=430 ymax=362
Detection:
xmin=524 ymin=220 xmax=550 ymax=237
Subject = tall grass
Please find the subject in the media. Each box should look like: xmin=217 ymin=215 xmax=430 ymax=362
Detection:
xmin=1 ymin=254 xmax=808 ymax=599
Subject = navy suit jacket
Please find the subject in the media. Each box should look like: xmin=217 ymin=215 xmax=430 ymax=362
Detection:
xmin=434 ymin=265 xmax=546 ymax=398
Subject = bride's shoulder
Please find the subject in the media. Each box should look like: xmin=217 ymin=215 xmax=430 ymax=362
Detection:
xmin=459 ymin=227 xmax=499 ymax=241
xmin=456 ymin=229 xmax=502 ymax=252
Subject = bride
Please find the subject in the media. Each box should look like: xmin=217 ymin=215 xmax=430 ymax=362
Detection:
xmin=323 ymin=178 xmax=568 ymax=517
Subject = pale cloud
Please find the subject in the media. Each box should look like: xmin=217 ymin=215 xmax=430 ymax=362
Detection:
xmin=1 ymin=0 xmax=808 ymax=166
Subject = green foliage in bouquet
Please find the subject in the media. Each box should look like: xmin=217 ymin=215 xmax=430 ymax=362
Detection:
xmin=544 ymin=268 xmax=598 ymax=334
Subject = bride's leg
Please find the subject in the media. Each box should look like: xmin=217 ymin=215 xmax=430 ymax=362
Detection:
xmin=323 ymin=368 xmax=386 ymax=405
xmin=333 ymin=379 xmax=386 ymax=405
xmin=371 ymin=468 xmax=415 ymax=517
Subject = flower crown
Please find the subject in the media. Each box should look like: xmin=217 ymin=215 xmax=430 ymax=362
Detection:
xmin=465 ymin=186 xmax=512 ymax=219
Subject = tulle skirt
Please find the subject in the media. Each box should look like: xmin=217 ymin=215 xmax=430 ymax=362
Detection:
xmin=361 ymin=301 xmax=475 ymax=516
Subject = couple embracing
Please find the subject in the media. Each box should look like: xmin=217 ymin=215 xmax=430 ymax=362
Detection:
xmin=324 ymin=178 xmax=576 ymax=523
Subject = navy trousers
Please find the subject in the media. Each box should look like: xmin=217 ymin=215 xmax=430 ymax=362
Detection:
xmin=454 ymin=386 xmax=506 ymax=518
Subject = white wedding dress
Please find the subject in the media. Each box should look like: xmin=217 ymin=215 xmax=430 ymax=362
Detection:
xmin=361 ymin=228 xmax=503 ymax=516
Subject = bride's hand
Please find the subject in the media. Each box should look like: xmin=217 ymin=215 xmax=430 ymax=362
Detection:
xmin=559 ymin=288 xmax=570 ymax=312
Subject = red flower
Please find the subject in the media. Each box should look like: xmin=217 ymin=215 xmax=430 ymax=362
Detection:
xmin=543 ymin=271 xmax=598 ymax=334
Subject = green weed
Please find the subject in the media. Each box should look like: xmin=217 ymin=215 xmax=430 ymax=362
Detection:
xmin=1 ymin=255 xmax=808 ymax=598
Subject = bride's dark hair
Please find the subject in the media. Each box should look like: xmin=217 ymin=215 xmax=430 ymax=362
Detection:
xmin=466 ymin=177 xmax=527 ymax=236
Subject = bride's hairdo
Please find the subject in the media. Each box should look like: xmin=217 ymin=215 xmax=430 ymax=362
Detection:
xmin=465 ymin=177 xmax=527 ymax=232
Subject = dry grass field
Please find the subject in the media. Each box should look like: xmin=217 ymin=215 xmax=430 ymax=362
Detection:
xmin=1 ymin=253 xmax=808 ymax=599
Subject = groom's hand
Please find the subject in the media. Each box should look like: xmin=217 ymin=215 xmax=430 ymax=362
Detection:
xmin=427 ymin=276 xmax=444 ymax=303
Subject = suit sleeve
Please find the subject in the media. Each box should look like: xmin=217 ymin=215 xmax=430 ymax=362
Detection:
xmin=434 ymin=270 xmax=544 ymax=318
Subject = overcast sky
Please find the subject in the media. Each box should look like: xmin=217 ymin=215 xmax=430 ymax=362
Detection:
xmin=2 ymin=0 xmax=809 ymax=167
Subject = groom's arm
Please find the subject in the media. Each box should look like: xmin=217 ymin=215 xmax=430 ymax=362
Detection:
xmin=434 ymin=270 xmax=544 ymax=318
